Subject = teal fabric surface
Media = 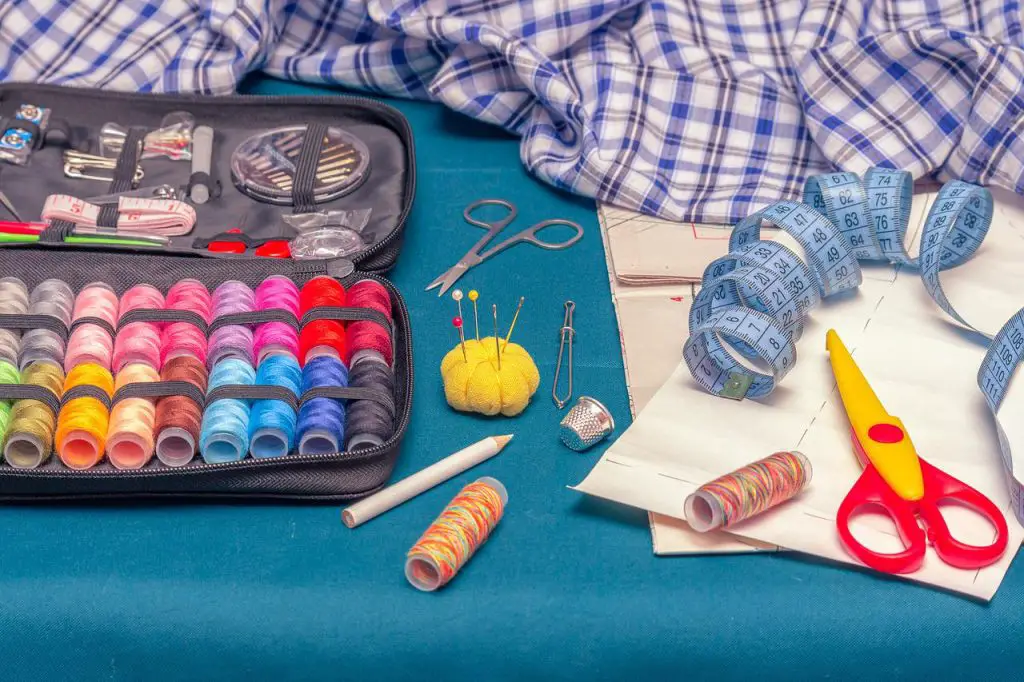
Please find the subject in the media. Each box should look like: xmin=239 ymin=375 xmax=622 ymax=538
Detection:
xmin=1 ymin=78 xmax=1023 ymax=680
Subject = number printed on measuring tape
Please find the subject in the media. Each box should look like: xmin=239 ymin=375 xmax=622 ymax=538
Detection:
xmin=684 ymin=167 xmax=1024 ymax=523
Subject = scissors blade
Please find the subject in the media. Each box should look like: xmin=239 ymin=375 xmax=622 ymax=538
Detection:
xmin=425 ymin=263 xmax=469 ymax=297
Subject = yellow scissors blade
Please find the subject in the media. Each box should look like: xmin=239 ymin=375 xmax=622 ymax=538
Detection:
xmin=826 ymin=329 xmax=924 ymax=501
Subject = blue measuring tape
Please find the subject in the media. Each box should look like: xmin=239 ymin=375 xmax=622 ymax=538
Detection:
xmin=684 ymin=168 xmax=1024 ymax=521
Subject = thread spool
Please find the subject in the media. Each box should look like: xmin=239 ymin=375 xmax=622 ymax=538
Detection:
xmin=0 ymin=360 xmax=20 ymax=443
xmin=254 ymin=275 xmax=299 ymax=362
xmin=106 ymin=363 xmax=160 ymax=469
xmin=208 ymin=281 xmax=256 ymax=367
xmin=298 ymin=276 xmax=347 ymax=364
xmin=3 ymin=362 xmax=63 ymax=468
xmin=65 ymin=282 xmax=118 ymax=371
xmin=161 ymin=279 xmax=212 ymax=366
xmin=200 ymin=358 xmax=255 ymax=463
xmin=153 ymin=356 xmax=209 ymax=467
xmin=55 ymin=362 xmax=115 ymax=470
xmin=684 ymin=451 xmax=813 ymax=532
xmin=20 ymin=279 xmax=73 ymax=369
xmin=249 ymin=354 xmax=302 ymax=458
xmin=345 ymin=357 xmax=396 ymax=450
xmin=405 ymin=477 xmax=508 ymax=592
xmin=296 ymin=356 xmax=348 ymax=455
xmin=113 ymin=284 xmax=165 ymax=372
xmin=346 ymin=279 xmax=393 ymax=366
xmin=0 ymin=277 xmax=30 ymax=366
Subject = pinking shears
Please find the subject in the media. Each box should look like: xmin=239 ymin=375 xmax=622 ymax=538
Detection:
xmin=826 ymin=330 xmax=1008 ymax=574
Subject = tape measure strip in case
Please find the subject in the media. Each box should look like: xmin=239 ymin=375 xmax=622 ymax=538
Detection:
xmin=684 ymin=168 xmax=1024 ymax=523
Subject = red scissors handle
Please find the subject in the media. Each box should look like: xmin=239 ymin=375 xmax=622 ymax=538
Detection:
xmin=837 ymin=458 xmax=1009 ymax=574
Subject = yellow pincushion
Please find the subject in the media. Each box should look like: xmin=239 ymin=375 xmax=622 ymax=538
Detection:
xmin=440 ymin=337 xmax=540 ymax=416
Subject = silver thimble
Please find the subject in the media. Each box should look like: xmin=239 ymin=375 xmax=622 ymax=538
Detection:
xmin=559 ymin=396 xmax=615 ymax=452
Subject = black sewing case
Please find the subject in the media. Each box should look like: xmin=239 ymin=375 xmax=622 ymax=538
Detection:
xmin=0 ymin=83 xmax=415 ymax=501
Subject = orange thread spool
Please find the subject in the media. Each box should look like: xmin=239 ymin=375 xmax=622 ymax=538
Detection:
xmin=106 ymin=363 xmax=160 ymax=469
xmin=55 ymin=363 xmax=115 ymax=470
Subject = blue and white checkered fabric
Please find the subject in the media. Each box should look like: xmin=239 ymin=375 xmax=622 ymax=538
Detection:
xmin=2 ymin=0 xmax=1023 ymax=223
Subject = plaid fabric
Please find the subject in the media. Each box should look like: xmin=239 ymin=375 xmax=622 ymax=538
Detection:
xmin=1 ymin=0 xmax=1023 ymax=223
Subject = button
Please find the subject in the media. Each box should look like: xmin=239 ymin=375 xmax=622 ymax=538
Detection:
xmin=868 ymin=423 xmax=904 ymax=444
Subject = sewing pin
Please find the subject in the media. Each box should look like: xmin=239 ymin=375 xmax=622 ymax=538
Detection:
xmin=468 ymin=290 xmax=480 ymax=341
xmin=493 ymin=304 xmax=501 ymax=370
xmin=502 ymin=296 xmax=525 ymax=352
xmin=453 ymin=317 xmax=467 ymax=361
xmin=452 ymin=289 xmax=464 ymax=323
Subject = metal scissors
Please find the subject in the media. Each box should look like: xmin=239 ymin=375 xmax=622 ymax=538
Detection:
xmin=827 ymin=329 xmax=1009 ymax=574
xmin=426 ymin=198 xmax=584 ymax=297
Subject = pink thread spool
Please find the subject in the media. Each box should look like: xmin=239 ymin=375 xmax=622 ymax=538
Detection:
xmin=346 ymin=279 xmax=393 ymax=366
xmin=65 ymin=282 xmax=119 ymax=371
xmin=254 ymin=275 xmax=300 ymax=362
xmin=112 ymin=284 xmax=165 ymax=372
xmin=160 ymin=279 xmax=212 ymax=366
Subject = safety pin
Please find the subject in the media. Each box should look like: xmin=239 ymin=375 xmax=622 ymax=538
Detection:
xmin=553 ymin=301 xmax=575 ymax=409
xmin=64 ymin=164 xmax=145 ymax=184
xmin=86 ymin=184 xmax=178 ymax=203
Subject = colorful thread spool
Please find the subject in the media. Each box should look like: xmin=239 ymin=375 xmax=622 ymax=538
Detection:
xmin=296 ymin=355 xmax=348 ymax=455
xmin=684 ymin=451 xmax=813 ymax=532
xmin=298 ymin=276 xmax=347 ymax=365
xmin=153 ymin=356 xmax=209 ymax=467
xmin=405 ymin=477 xmax=508 ymax=592
xmin=200 ymin=358 xmax=255 ymax=463
xmin=160 ymin=279 xmax=212 ymax=366
xmin=254 ymin=275 xmax=300 ymax=362
xmin=346 ymin=279 xmax=392 ymax=366
xmin=0 ymin=277 xmax=31 ymax=366
xmin=208 ymin=280 xmax=256 ymax=367
xmin=3 ymin=362 xmax=63 ymax=468
xmin=0 ymin=360 xmax=20 ymax=444
xmin=112 ymin=284 xmax=165 ymax=372
xmin=20 ymin=279 xmax=73 ymax=369
xmin=55 ymin=362 xmax=115 ymax=470
xmin=345 ymin=357 xmax=396 ymax=450
xmin=106 ymin=363 xmax=160 ymax=469
xmin=248 ymin=354 xmax=302 ymax=458
xmin=65 ymin=282 xmax=118 ymax=371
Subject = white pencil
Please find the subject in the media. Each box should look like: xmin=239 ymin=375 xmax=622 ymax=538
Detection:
xmin=342 ymin=434 xmax=514 ymax=528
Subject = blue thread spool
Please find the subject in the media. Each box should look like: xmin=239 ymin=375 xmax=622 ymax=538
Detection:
xmin=296 ymin=356 xmax=348 ymax=455
xmin=200 ymin=358 xmax=255 ymax=463
xmin=249 ymin=354 xmax=302 ymax=458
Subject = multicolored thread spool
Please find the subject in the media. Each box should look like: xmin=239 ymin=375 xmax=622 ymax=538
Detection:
xmin=405 ymin=477 xmax=507 ymax=592
xmin=684 ymin=451 xmax=813 ymax=533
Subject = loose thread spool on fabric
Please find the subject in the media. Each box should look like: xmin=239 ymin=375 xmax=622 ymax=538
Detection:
xmin=20 ymin=279 xmax=73 ymax=370
xmin=200 ymin=358 xmax=256 ymax=463
xmin=153 ymin=356 xmax=209 ymax=467
xmin=55 ymin=362 xmax=115 ymax=470
xmin=345 ymin=357 xmax=396 ymax=450
xmin=298 ymin=276 xmax=347 ymax=365
xmin=0 ymin=360 xmax=20 ymax=444
xmin=0 ymin=277 xmax=30 ymax=366
xmin=106 ymin=363 xmax=160 ymax=469
xmin=113 ymin=284 xmax=165 ymax=372
xmin=684 ymin=451 xmax=813 ymax=532
xmin=3 ymin=362 xmax=64 ymax=468
xmin=249 ymin=354 xmax=302 ymax=458
xmin=254 ymin=275 xmax=300 ymax=362
xmin=296 ymin=356 xmax=348 ymax=455
xmin=209 ymin=281 xmax=256 ymax=367
xmin=160 ymin=279 xmax=212 ymax=367
xmin=346 ymin=279 xmax=393 ymax=366
xmin=65 ymin=282 xmax=118 ymax=371
xmin=405 ymin=477 xmax=508 ymax=592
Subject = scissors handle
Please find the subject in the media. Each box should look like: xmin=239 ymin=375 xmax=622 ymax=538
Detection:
xmin=837 ymin=456 xmax=1009 ymax=574
xmin=478 ymin=219 xmax=584 ymax=260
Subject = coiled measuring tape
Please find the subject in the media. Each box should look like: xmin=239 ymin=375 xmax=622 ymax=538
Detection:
xmin=684 ymin=168 xmax=1024 ymax=522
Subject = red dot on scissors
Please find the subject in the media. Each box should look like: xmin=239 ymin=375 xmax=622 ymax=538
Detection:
xmin=453 ymin=317 xmax=463 ymax=328
xmin=868 ymin=423 xmax=904 ymax=444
